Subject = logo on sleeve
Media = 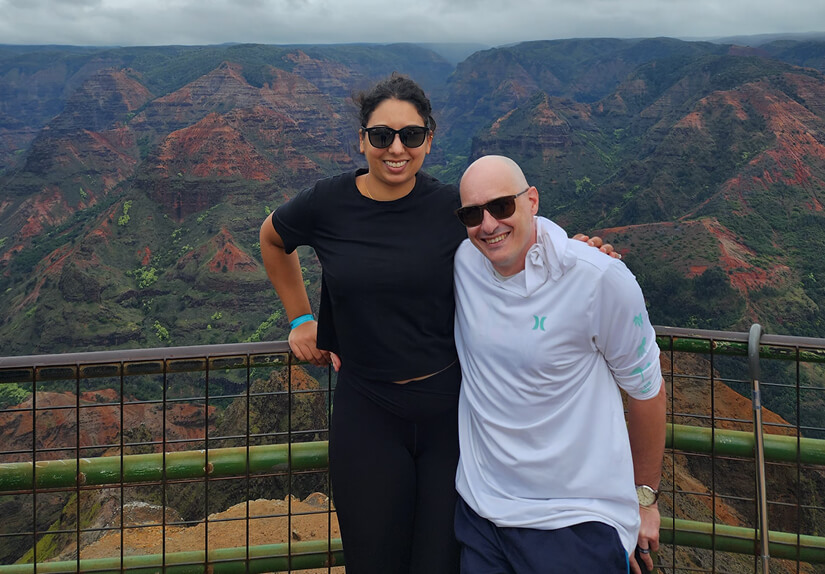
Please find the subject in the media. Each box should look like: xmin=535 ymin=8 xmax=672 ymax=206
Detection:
xmin=633 ymin=362 xmax=654 ymax=394
xmin=637 ymin=337 xmax=647 ymax=358
xmin=632 ymin=311 xmax=654 ymax=393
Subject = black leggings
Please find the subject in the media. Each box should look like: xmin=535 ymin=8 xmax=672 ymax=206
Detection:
xmin=329 ymin=362 xmax=461 ymax=574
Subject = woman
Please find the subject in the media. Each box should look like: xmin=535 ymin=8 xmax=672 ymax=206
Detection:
xmin=260 ymin=74 xmax=464 ymax=574
xmin=259 ymin=74 xmax=611 ymax=573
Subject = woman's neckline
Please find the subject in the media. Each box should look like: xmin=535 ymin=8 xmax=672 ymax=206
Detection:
xmin=355 ymin=169 xmax=418 ymax=203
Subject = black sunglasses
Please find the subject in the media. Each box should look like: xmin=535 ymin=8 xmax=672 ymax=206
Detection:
xmin=455 ymin=188 xmax=530 ymax=227
xmin=361 ymin=125 xmax=430 ymax=149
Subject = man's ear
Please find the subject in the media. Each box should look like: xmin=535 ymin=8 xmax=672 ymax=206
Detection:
xmin=528 ymin=186 xmax=540 ymax=215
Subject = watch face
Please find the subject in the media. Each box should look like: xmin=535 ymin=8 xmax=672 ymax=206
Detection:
xmin=636 ymin=485 xmax=657 ymax=506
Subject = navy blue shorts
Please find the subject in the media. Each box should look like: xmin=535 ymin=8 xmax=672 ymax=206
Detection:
xmin=454 ymin=497 xmax=629 ymax=574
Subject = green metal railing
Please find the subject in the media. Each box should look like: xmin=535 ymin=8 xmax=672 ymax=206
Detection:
xmin=0 ymin=442 xmax=329 ymax=492
xmin=1 ymin=327 xmax=825 ymax=572
xmin=1 ymin=425 xmax=822 ymax=494
xmin=0 ymin=540 xmax=345 ymax=574
xmin=0 ymin=428 xmax=823 ymax=571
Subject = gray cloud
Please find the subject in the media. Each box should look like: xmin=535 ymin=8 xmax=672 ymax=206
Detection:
xmin=0 ymin=0 xmax=822 ymax=46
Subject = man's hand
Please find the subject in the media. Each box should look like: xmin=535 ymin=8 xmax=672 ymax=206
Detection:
xmin=572 ymin=233 xmax=622 ymax=259
xmin=287 ymin=320 xmax=331 ymax=366
xmin=630 ymin=505 xmax=660 ymax=574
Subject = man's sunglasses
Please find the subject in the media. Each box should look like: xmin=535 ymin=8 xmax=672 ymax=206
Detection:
xmin=455 ymin=188 xmax=530 ymax=227
xmin=361 ymin=125 xmax=430 ymax=149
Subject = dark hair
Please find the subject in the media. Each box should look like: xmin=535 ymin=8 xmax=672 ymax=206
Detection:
xmin=356 ymin=73 xmax=437 ymax=132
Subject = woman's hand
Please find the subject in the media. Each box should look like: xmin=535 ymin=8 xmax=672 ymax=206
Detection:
xmin=287 ymin=320 xmax=331 ymax=366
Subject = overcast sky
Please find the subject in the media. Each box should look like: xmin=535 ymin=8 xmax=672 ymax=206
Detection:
xmin=0 ymin=0 xmax=824 ymax=48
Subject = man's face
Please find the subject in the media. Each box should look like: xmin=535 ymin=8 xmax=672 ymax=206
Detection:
xmin=459 ymin=167 xmax=538 ymax=277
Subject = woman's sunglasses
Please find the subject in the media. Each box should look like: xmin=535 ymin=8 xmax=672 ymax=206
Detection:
xmin=454 ymin=188 xmax=530 ymax=227
xmin=361 ymin=125 xmax=430 ymax=149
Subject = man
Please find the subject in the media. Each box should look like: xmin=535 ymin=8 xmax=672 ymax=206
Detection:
xmin=452 ymin=155 xmax=666 ymax=574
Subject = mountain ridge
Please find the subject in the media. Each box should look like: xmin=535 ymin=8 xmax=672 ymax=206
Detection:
xmin=2 ymin=38 xmax=825 ymax=350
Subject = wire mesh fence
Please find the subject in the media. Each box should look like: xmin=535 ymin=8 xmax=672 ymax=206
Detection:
xmin=1 ymin=328 xmax=824 ymax=573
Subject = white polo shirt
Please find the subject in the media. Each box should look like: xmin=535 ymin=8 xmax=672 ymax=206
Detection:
xmin=453 ymin=216 xmax=662 ymax=554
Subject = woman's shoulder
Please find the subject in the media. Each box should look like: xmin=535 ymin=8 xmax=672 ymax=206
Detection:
xmin=309 ymin=169 xmax=361 ymax=196
xmin=417 ymin=171 xmax=460 ymax=206
xmin=417 ymin=170 xmax=457 ymax=191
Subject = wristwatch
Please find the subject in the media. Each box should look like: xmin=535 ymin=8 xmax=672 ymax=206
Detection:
xmin=636 ymin=485 xmax=659 ymax=507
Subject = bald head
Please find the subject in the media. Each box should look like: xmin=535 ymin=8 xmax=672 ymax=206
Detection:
xmin=457 ymin=155 xmax=539 ymax=277
xmin=460 ymin=155 xmax=529 ymax=202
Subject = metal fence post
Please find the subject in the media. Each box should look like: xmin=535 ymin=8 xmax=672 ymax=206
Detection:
xmin=749 ymin=323 xmax=770 ymax=573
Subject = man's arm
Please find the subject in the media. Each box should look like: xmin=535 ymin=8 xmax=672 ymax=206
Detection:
xmin=627 ymin=382 xmax=667 ymax=574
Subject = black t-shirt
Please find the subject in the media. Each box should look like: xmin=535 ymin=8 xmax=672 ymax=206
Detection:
xmin=272 ymin=169 xmax=467 ymax=381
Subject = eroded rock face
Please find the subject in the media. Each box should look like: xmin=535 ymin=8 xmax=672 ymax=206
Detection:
xmin=2 ymin=68 xmax=151 ymax=250
xmin=130 ymin=65 xmax=352 ymax=220
xmin=49 ymin=69 xmax=153 ymax=135
xmin=58 ymin=262 xmax=103 ymax=303
xmin=0 ymin=389 xmax=217 ymax=463
xmin=0 ymin=56 xmax=122 ymax=171
xmin=21 ymin=68 xmax=151 ymax=181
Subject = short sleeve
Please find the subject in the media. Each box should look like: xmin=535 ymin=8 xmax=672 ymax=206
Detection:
xmin=270 ymin=185 xmax=316 ymax=254
xmin=592 ymin=262 xmax=662 ymax=399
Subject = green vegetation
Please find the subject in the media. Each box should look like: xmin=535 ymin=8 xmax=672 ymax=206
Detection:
xmin=574 ymin=176 xmax=594 ymax=196
xmin=117 ymin=200 xmax=133 ymax=226
xmin=207 ymin=311 xmax=223 ymax=329
xmin=131 ymin=266 xmax=158 ymax=289
xmin=0 ymin=383 xmax=29 ymax=409
xmin=153 ymin=320 xmax=170 ymax=342
xmin=196 ymin=204 xmax=220 ymax=223
xmin=177 ymin=244 xmax=193 ymax=257
xmin=17 ymin=521 xmax=62 ymax=563
xmin=137 ymin=135 xmax=153 ymax=159
xmin=15 ymin=491 xmax=104 ymax=563
xmin=426 ymin=155 xmax=469 ymax=186
xmin=245 ymin=310 xmax=282 ymax=343
xmin=637 ymin=266 xmax=746 ymax=330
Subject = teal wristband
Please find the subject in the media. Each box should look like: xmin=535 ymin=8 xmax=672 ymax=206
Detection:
xmin=290 ymin=314 xmax=314 ymax=329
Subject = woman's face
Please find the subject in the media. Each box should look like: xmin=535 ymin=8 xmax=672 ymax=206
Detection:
xmin=359 ymin=98 xmax=432 ymax=193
